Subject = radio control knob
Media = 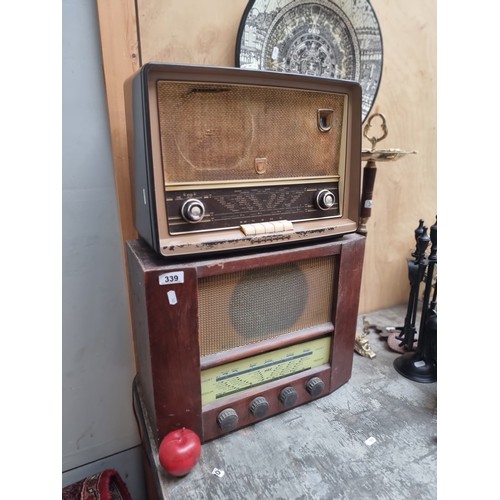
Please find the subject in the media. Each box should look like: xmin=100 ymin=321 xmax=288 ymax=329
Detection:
xmin=315 ymin=189 xmax=336 ymax=210
xmin=249 ymin=396 xmax=269 ymax=418
xmin=279 ymin=386 xmax=298 ymax=408
xmin=217 ymin=408 xmax=238 ymax=432
xmin=181 ymin=199 xmax=205 ymax=223
xmin=306 ymin=377 xmax=325 ymax=397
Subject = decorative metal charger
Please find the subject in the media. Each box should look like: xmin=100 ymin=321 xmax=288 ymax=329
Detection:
xmin=236 ymin=0 xmax=383 ymax=121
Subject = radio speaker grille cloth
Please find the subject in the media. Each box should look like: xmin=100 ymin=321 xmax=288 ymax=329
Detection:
xmin=198 ymin=256 xmax=335 ymax=357
xmin=157 ymin=82 xmax=345 ymax=184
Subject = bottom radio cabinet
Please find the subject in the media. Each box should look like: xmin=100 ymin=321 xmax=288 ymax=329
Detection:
xmin=126 ymin=233 xmax=365 ymax=443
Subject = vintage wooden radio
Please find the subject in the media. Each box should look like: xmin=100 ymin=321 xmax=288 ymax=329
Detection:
xmin=125 ymin=63 xmax=362 ymax=257
xmin=127 ymin=233 xmax=365 ymax=443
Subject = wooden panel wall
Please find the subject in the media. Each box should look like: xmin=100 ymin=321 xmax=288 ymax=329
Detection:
xmin=96 ymin=0 xmax=140 ymax=242
xmin=97 ymin=0 xmax=436 ymax=314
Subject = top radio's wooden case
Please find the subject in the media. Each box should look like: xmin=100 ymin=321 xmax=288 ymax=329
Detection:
xmin=125 ymin=63 xmax=362 ymax=257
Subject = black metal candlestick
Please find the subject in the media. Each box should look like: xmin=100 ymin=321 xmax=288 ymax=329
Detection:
xmin=396 ymin=224 xmax=430 ymax=350
xmin=394 ymin=217 xmax=437 ymax=383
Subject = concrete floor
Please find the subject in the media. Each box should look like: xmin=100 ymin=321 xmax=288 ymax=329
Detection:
xmin=140 ymin=304 xmax=437 ymax=500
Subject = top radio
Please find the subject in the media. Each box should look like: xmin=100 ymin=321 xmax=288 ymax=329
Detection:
xmin=125 ymin=63 xmax=362 ymax=256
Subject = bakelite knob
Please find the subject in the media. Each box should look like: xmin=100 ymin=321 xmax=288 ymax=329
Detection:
xmin=279 ymin=386 xmax=298 ymax=408
xmin=306 ymin=377 xmax=325 ymax=397
xmin=249 ymin=396 xmax=269 ymax=418
xmin=181 ymin=199 xmax=205 ymax=222
xmin=217 ymin=408 xmax=238 ymax=432
xmin=315 ymin=189 xmax=336 ymax=210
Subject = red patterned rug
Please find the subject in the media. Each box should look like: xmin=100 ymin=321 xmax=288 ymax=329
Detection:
xmin=62 ymin=469 xmax=132 ymax=500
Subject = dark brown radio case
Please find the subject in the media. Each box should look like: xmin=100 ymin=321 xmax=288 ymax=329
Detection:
xmin=127 ymin=232 xmax=365 ymax=443
xmin=125 ymin=63 xmax=362 ymax=257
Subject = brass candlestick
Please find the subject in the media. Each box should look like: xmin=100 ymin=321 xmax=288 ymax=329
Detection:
xmin=358 ymin=113 xmax=417 ymax=235
xmin=355 ymin=113 xmax=417 ymax=359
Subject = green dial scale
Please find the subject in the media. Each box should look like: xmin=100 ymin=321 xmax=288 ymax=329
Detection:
xmin=201 ymin=337 xmax=331 ymax=405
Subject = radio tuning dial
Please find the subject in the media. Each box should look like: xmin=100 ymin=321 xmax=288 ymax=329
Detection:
xmin=315 ymin=189 xmax=336 ymax=211
xmin=217 ymin=408 xmax=238 ymax=432
xmin=249 ymin=396 xmax=269 ymax=419
xmin=305 ymin=377 xmax=325 ymax=397
xmin=279 ymin=386 xmax=298 ymax=408
xmin=181 ymin=199 xmax=206 ymax=223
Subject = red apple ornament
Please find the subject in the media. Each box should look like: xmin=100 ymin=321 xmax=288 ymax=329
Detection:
xmin=158 ymin=428 xmax=202 ymax=477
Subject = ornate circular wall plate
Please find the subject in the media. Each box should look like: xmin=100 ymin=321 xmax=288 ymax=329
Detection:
xmin=236 ymin=0 xmax=383 ymax=121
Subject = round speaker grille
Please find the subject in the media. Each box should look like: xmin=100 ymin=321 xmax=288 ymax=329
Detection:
xmin=229 ymin=263 xmax=308 ymax=339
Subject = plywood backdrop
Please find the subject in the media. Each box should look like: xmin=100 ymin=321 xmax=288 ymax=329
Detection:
xmin=97 ymin=0 xmax=436 ymax=314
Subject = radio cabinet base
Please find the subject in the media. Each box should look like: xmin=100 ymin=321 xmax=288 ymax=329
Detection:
xmin=127 ymin=233 xmax=365 ymax=443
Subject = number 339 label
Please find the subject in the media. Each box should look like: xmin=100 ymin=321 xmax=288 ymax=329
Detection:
xmin=158 ymin=271 xmax=184 ymax=285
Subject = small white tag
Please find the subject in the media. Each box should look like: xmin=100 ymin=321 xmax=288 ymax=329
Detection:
xmin=159 ymin=271 xmax=184 ymax=285
xmin=365 ymin=436 xmax=376 ymax=446
xmin=167 ymin=290 xmax=178 ymax=305
xmin=272 ymin=46 xmax=279 ymax=60
xmin=414 ymin=360 xmax=426 ymax=368
xmin=212 ymin=468 xmax=225 ymax=478
xmin=364 ymin=200 xmax=373 ymax=208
